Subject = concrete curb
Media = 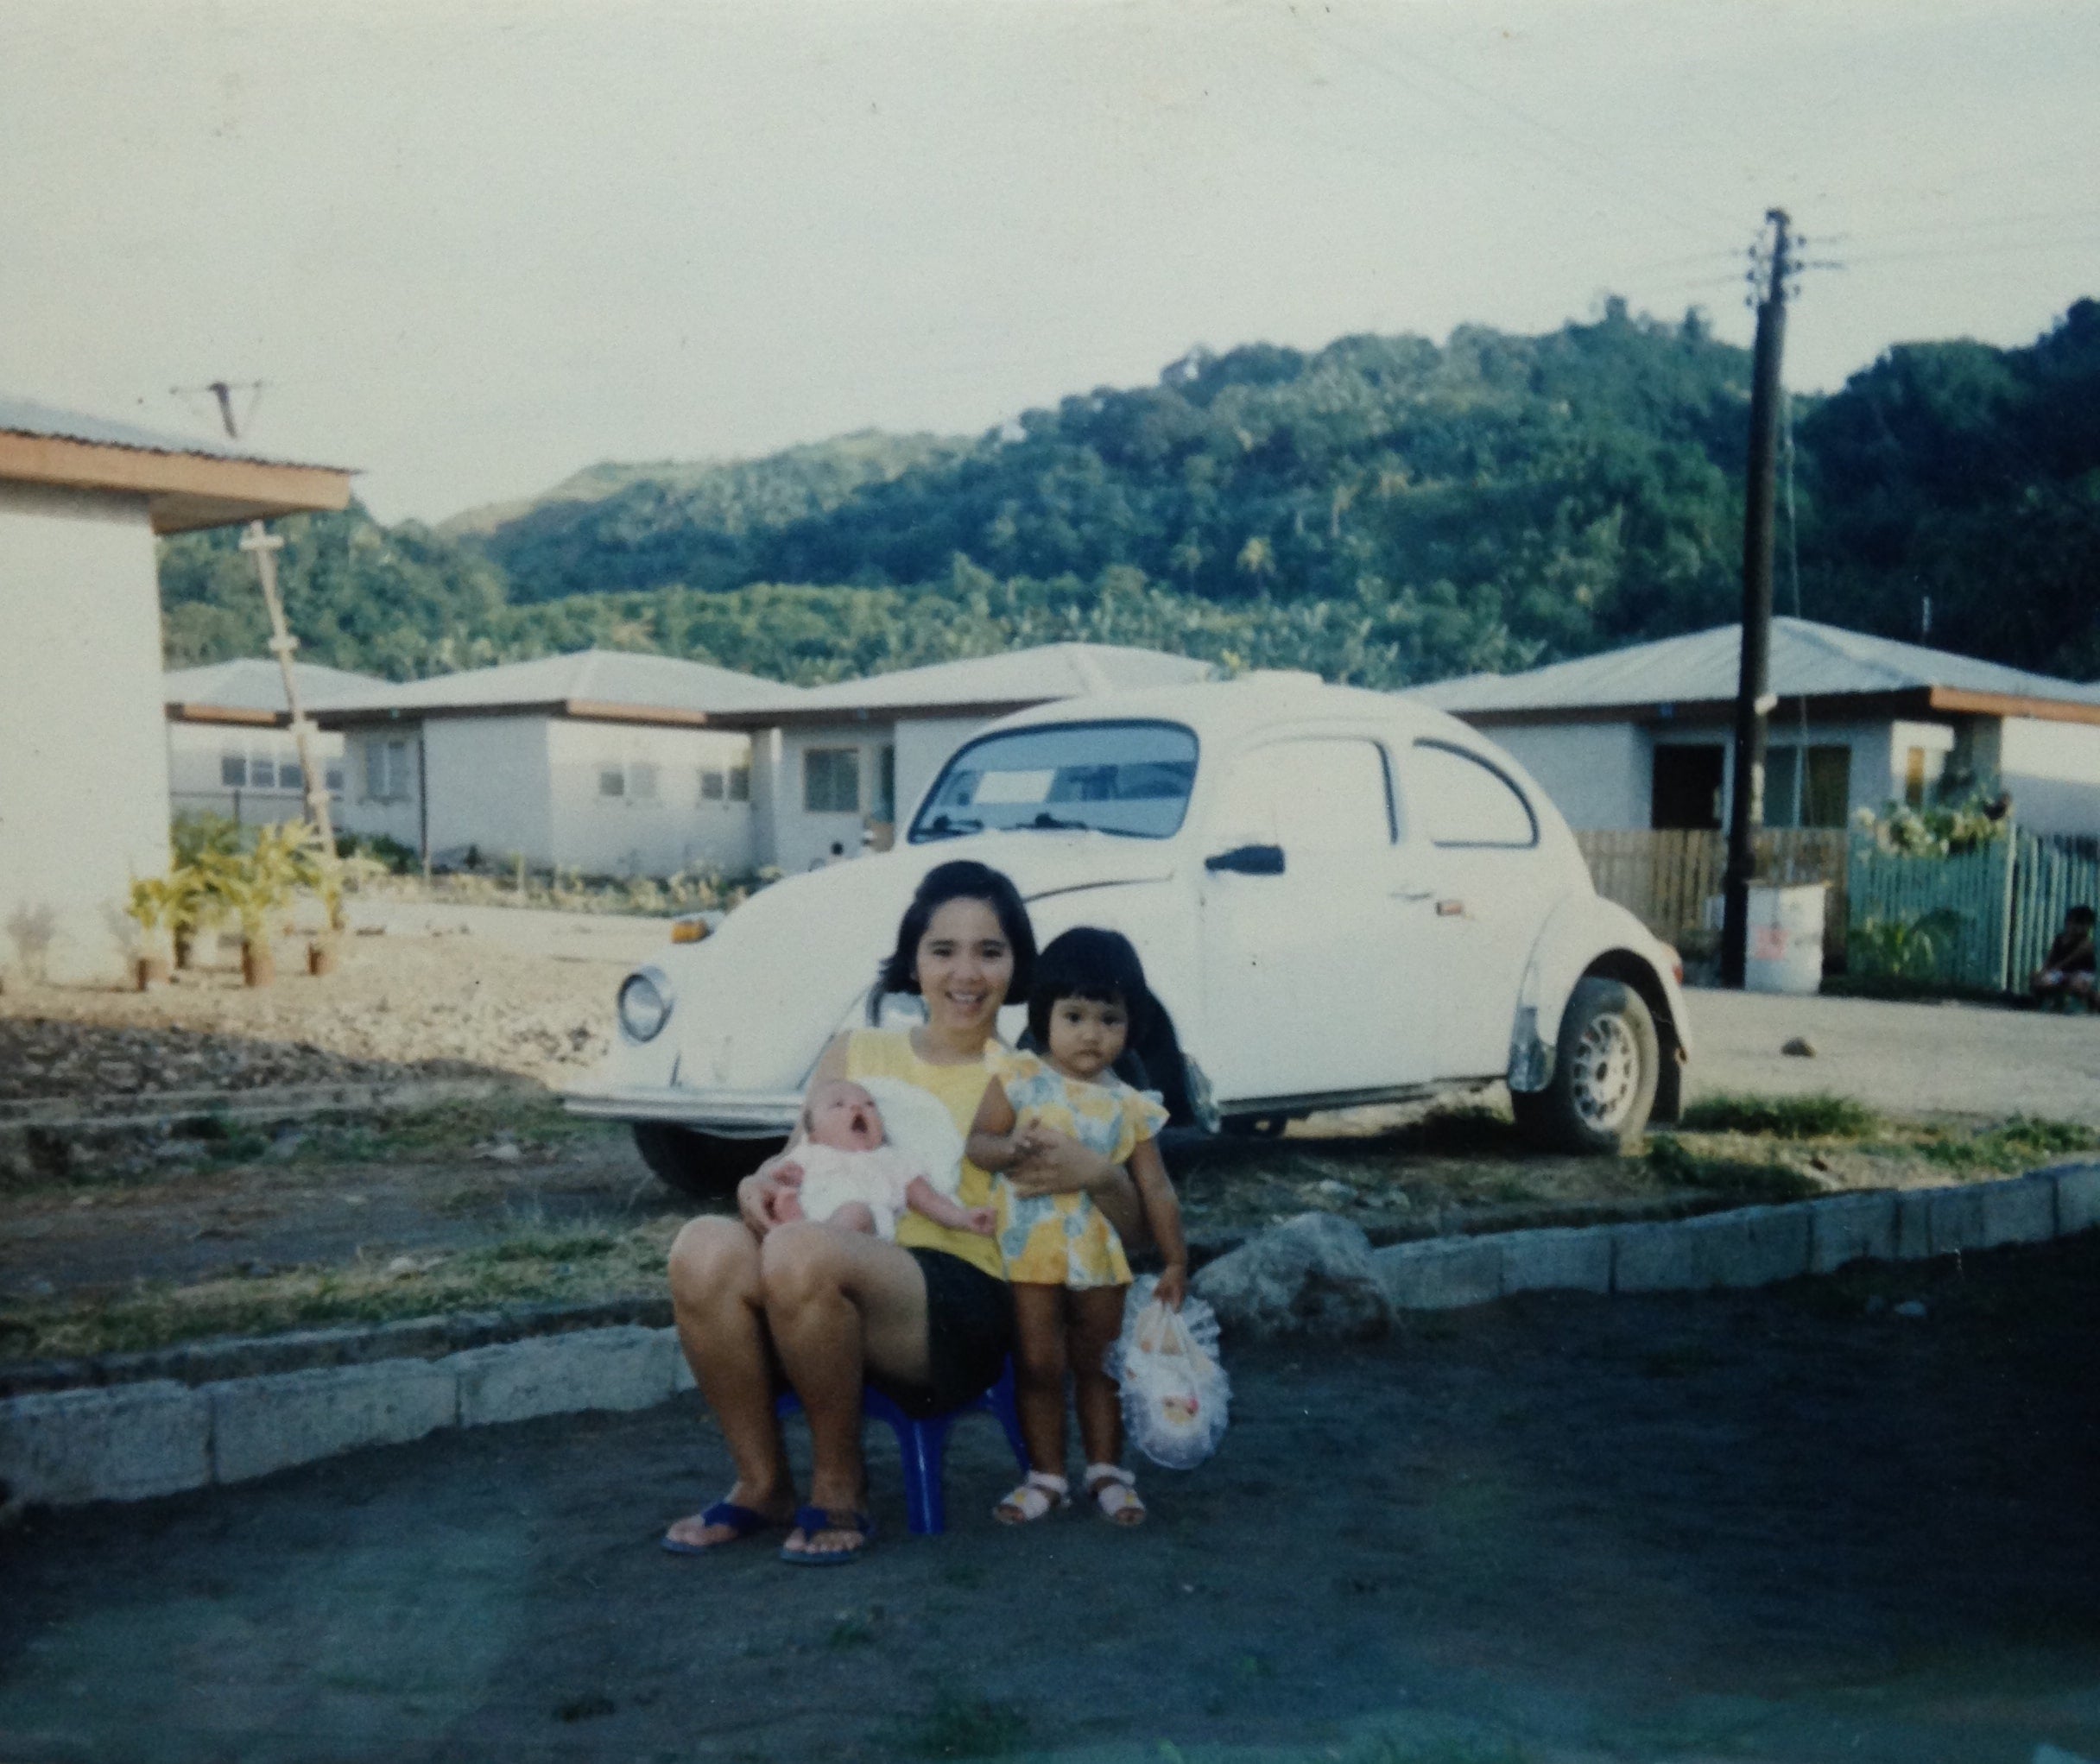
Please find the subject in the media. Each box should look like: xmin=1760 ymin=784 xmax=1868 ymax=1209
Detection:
xmin=0 ymin=1323 xmax=699 ymax=1510
xmin=7 ymin=1162 xmax=2097 ymax=1510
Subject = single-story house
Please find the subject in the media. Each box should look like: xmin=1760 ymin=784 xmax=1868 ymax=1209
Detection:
xmin=164 ymin=659 xmax=376 ymax=825
xmin=0 ymin=395 xmax=351 ymax=983
xmin=709 ymin=642 xmax=1216 ymax=874
xmin=310 ymin=649 xmax=795 ymax=875
xmin=1408 ymin=617 xmax=2100 ymax=838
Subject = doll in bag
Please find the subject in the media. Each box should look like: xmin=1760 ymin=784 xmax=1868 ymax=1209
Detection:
xmin=1112 ymin=1273 xmax=1229 ymax=1470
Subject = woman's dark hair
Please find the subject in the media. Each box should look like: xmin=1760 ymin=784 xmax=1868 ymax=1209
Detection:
xmin=1026 ymin=926 xmax=1154 ymax=1048
xmin=873 ymin=860 xmax=1036 ymax=1011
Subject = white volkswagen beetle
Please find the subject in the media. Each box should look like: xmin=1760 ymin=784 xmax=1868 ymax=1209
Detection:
xmin=565 ymin=673 xmax=1692 ymax=1193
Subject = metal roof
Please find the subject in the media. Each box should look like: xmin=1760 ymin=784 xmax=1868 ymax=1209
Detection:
xmin=164 ymin=658 xmax=384 ymax=717
xmin=718 ymin=642 xmax=1215 ymax=721
xmin=308 ymin=648 xmax=797 ymax=720
xmin=0 ymin=395 xmax=337 ymax=471
xmin=1407 ymin=618 xmax=2100 ymax=715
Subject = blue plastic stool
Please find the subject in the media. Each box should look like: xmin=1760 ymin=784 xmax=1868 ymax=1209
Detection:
xmin=775 ymin=1359 xmax=1028 ymax=1535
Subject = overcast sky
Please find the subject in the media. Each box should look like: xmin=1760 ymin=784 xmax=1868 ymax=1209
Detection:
xmin=3 ymin=0 xmax=2096 ymax=524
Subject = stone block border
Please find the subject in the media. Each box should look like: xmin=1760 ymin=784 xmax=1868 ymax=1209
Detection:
xmin=5 ymin=1162 xmax=2097 ymax=1509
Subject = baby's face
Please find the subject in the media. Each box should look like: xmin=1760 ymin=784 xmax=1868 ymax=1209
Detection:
xmin=805 ymin=1081 xmax=886 ymax=1153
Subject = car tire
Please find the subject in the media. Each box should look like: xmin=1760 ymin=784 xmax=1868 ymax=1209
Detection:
xmin=1512 ymin=976 xmax=1660 ymax=1155
xmin=631 ymin=1124 xmax=786 ymax=1199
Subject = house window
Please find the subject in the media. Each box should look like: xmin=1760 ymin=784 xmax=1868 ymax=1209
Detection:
xmin=729 ymin=765 xmax=750 ymax=803
xmin=250 ymin=754 xmax=276 ymax=790
xmin=1804 ymin=746 xmax=1850 ymax=827
xmin=365 ymin=740 xmax=412 ymax=801
xmin=221 ymin=753 xmax=248 ymax=788
xmin=326 ymin=765 xmax=345 ymax=796
xmin=805 ymin=748 xmax=861 ymax=814
xmin=874 ymin=745 xmax=897 ymax=822
xmin=1652 ymin=744 xmax=1725 ymax=831
xmin=599 ymin=765 xmax=626 ymax=800
xmin=699 ymin=768 xmax=725 ymax=802
xmin=629 ymin=762 xmax=660 ymax=802
xmin=280 ymin=761 xmax=303 ymax=793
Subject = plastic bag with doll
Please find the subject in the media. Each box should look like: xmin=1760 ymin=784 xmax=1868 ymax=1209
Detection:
xmin=1106 ymin=1274 xmax=1230 ymax=1470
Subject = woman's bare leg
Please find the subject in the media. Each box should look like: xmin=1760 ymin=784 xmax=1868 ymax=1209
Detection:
xmin=1010 ymin=1282 xmax=1071 ymax=1474
xmin=662 ymin=1217 xmax=796 ymax=1548
xmin=761 ymin=1221 xmax=931 ymax=1559
xmin=1069 ymin=1285 xmax=1129 ymax=1471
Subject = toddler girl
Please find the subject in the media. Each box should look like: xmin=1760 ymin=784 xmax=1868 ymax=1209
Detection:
xmin=966 ymin=926 xmax=1188 ymax=1527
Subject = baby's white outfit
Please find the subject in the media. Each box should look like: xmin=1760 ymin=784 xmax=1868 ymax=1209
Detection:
xmin=794 ymin=1141 xmax=927 ymax=1241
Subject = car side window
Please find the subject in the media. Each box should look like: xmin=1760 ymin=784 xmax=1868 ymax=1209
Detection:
xmin=1405 ymin=740 xmax=1538 ymax=847
xmin=1211 ymin=738 xmax=1395 ymax=851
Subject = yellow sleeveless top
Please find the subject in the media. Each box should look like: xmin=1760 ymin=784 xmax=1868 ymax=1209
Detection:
xmin=843 ymin=1028 xmax=1005 ymax=1280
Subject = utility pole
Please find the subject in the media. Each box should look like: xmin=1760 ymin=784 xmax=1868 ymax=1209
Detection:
xmin=195 ymin=380 xmax=337 ymax=852
xmin=1720 ymin=210 xmax=1791 ymax=989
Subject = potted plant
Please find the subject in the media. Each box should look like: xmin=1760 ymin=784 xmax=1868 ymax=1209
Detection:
xmin=124 ymin=877 xmax=176 ymax=989
xmin=290 ymin=827 xmax=348 ymax=977
xmin=212 ymin=825 xmax=303 ymax=989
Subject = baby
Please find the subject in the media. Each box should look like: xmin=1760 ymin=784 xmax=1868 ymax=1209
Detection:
xmin=769 ymin=1079 xmax=995 ymax=1241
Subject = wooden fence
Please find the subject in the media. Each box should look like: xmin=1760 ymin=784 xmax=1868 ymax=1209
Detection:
xmin=2008 ymin=831 xmax=2100 ymax=983
xmin=1573 ymin=828 xmax=1850 ymax=964
xmin=1846 ymin=836 xmax=2014 ymax=991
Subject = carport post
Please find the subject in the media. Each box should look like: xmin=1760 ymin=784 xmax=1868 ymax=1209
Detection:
xmin=1722 ymin=208 xmax=1791 ymax=989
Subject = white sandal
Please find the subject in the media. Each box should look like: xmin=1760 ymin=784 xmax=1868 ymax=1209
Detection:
xmin=994 ymin=1470 xmax=1069 ymax=1525
xmin=1085 ymin=1463 xmax=1147 ymax=1527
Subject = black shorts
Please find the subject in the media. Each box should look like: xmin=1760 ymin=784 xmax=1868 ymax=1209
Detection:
xmin=867 ymin=1249 xmax=1014 ymax=1419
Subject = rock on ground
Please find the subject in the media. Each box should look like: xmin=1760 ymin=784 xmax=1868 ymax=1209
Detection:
xmin=1191 ymin=1210 xmax=1389 ymax=1340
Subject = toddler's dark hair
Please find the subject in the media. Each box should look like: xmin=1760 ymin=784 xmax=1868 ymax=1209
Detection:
xmin=1027 ymin=926 xmax=1154 ymax=1048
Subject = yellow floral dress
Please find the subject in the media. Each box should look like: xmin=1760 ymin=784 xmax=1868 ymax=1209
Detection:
xmin=990 ymin=1047 xmax=1169 ymax=1288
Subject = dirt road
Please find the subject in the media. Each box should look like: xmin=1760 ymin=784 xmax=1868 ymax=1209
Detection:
xmin=4 ymin=1234 xmax=2098 ymax=1763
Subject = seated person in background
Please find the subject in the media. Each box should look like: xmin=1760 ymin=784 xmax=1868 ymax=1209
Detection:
xmin=2030 ymin=904 xmax=2097 ymax=1007
xmin=766 ymin=1079 xmax=996 ymax=1241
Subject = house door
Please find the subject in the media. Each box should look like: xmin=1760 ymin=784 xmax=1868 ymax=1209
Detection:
xmin=1651 ymin=743 xmax=1725 ymax=830
xmin=1197 ymin=736 xmax=1424 ymax=1106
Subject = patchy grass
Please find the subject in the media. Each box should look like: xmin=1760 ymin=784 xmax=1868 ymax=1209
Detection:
xmin=1679 ymin=1091 xmax=1882 ymax=1140
xmin=0 ymin=1217 xmax=679 ymax=1361
xmin=1917 ymin=1115 xmax=2099 ymax=1174
xmin=1646 ymin=1135 xmax=1825 ymax=1202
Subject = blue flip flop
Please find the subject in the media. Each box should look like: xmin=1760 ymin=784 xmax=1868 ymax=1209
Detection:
xmin=778 ymin=1505 xmax=876 ymax=1566
xmin=660 ymin=1501 xmax=785 ymax=1556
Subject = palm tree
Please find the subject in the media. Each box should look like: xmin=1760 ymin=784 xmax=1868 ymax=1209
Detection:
xmin=1237 ymin=535 xmax=1275 ymax=583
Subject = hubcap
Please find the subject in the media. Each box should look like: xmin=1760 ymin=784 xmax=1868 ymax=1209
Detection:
xmin=1570 ymin=1012 xmax=1639 ymax=1130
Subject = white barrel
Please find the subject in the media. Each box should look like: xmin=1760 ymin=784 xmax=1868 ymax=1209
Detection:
xmin=1744 ymin=882 xmax=1826 ymax=995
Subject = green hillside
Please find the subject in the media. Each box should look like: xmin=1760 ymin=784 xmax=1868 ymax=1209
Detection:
xmin=157 ymin=298 xmax=2100 ymax=691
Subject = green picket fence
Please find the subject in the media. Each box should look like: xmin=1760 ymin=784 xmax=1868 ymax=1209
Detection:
xmin=1848 ymin=828 xmax=2100 ymax=993
xmin=2008 ymin=832 xmax=2100 ymax=984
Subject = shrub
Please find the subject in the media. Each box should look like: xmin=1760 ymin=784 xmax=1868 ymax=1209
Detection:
xmin=1678 ymin=1091 xmax=1881 ymax=1139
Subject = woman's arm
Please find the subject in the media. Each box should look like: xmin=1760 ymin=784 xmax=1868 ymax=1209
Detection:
xmin=1127 ymin=1137 xmax=1188 ymax=1307
xmin=736 ymin=1034 xmax=851 ymax=1235
xmin=963 ymin=1077 xmax=1024 ymax=1173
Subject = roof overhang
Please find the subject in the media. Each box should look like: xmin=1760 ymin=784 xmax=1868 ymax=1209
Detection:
xmin=705 ymin=696 xmax=1055 ymax=730
xmin=164 ymin=702 xmax=281 ymax=727
xmin=1445 ymin=686 xmax=2100 ymax=731
xmin=313 ymin=698 xmax=724 ymax=731
xmin=0 ymin=429 xmax=354 ymax=534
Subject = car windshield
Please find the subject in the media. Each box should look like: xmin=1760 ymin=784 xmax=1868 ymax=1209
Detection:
xmin=909 ymin=720 xmax=1199 ymax=842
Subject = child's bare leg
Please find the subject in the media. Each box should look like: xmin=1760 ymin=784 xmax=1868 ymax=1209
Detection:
xmin=1068 ymin=1285 xmax=1129 ymax=1470
xmin=1009 ymin=1282 xmax=1071 ymax=1474
xmin=826 ymin=1200 xmax=876 ymax=1235
xmin=772 ymin=1191 xmax=806 ymax=1225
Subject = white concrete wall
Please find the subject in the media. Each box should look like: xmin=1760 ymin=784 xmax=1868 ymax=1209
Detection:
xmin=544 ymin=718 xmax=754 ymax=876
xmin=166 ymin=719 xmax=345 ymax=827
xmin=0 ymin=484 xmax=170 ymax=983
xmin=1480 ymin=723 xmax=1648 ymax=831
xmin=336 ymin=724 xmax=426 ymax=854
xmin=1999 ymin=717 xmax=2100 ymax=838
xmin=771 ymin=723 xmax=895 ymax=874
xmin=423 ymin=715 xmax=554 ymax=868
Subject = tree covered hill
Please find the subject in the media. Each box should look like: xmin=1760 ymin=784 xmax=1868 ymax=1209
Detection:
xmin=157 ymin=299 xmax=2100 ymax=691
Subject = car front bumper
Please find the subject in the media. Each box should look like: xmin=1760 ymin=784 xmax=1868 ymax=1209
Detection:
xmin=560 ymin=1083 xmax=804 ymax=1138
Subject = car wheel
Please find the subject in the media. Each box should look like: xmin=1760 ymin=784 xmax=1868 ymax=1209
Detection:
xmin=631 ymin=1123 xmax=785 ymax=1198
xmin=1513 ymin=976 xmax=1660 ymax=1155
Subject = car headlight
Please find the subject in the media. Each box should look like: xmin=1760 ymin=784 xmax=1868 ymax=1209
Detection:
xmin=617 ymin=967 xmax=674 ymax=1043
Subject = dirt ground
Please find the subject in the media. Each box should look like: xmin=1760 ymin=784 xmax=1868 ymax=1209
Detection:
xmin=4 ymin=1233 xmax=2097 ymax=1763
